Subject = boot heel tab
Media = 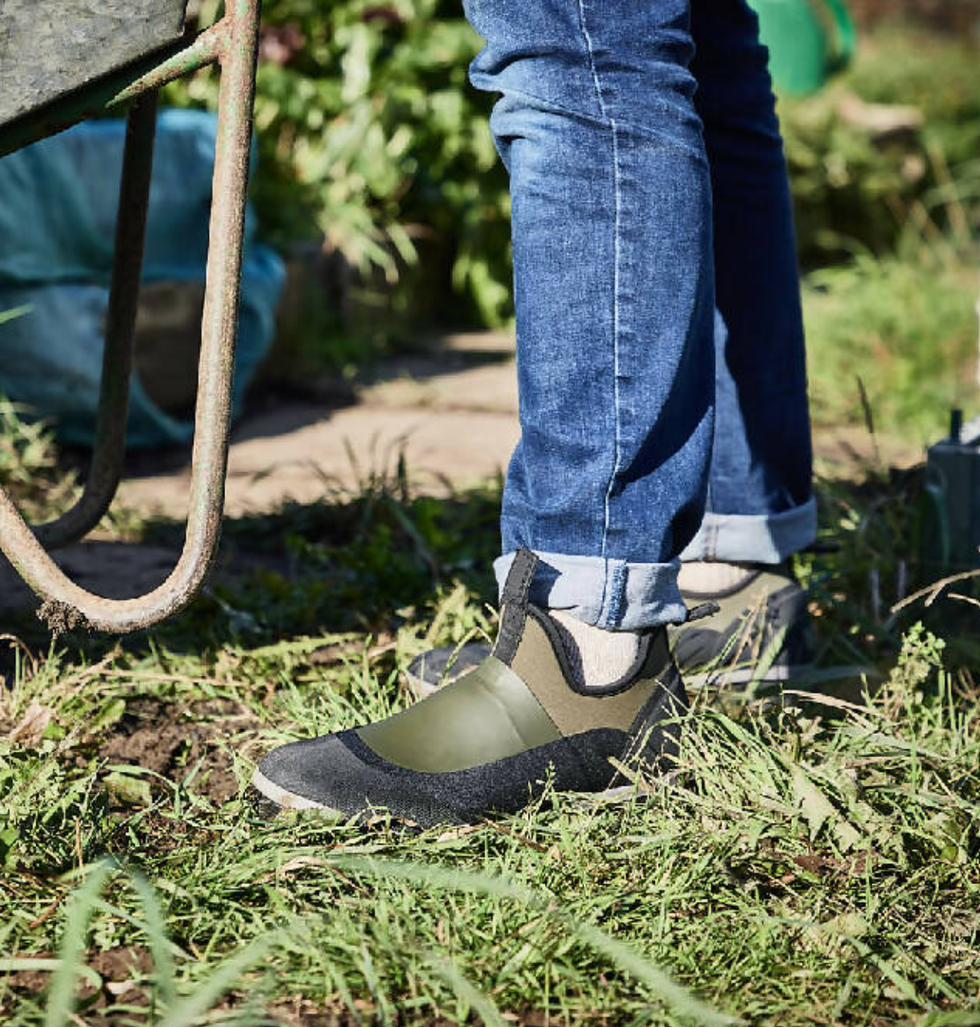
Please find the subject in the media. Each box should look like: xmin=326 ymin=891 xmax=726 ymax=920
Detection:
xmin=685 ymin=600 xmax=720 ymax=623
xmin=493 ymin=548 xmax=538 ymax=665
xmin=500 ymin=547 xmax=538 ymax=606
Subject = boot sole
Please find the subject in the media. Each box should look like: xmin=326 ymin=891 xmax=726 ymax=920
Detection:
xmin=250 ymin=766 xmax=675 ymax=820
xmin=250 ymin=768 xmax=343 ymax=814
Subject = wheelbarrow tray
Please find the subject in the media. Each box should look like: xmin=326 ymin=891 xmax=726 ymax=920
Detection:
xmin=0 ymin=0 xmax=190 ymax=128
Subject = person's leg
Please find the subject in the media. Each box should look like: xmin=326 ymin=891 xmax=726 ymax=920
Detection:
xmin=684 ymin=0 xmax=815 ymax=564
xmin=252 ymin=0 xmax=717 ymax=822
xmin=669 ymin=0 xmax=818 ymax=683
xmin=407 ymin=0 xmax=820 ymax=699
xmin=477 ymin=0 xmax=716 ymax=631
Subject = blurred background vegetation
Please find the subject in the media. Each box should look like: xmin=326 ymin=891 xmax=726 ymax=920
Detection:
xmin=163 ymin=1 xmax=980 ymax=443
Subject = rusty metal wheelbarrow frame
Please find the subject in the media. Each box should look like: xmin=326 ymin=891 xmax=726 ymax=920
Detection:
xmin=0 ymin=0 xmax=262 ymax=634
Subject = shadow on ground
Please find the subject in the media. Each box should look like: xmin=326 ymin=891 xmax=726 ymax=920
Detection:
xmin=0 ymin=481 xmax=504 ymax=666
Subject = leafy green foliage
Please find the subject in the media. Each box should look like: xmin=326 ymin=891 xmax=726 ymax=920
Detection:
xmin=166 ymin=0 xmax=512 ymax=333
xmin=844 ymin=26 xmax=980 ymax=174
xmin=780 ymin=25 xmax=980 ymax=265
xmin=167 ymin=16 xmax=978 ymax=363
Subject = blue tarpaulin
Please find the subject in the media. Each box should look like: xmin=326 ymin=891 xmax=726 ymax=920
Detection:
xmin=0 ymin=108 xmax=284 ymax=447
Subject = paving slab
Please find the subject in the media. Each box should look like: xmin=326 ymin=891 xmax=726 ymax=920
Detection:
xmin=363 ymin=360 xmax=519 ymax=416
xmin=0 ymin=326 xmax=926 ymax=616
xmin=118 ymin=405 xmax=521 ymax=519
xmin=113 ymin=329 xmax=522 ymax=519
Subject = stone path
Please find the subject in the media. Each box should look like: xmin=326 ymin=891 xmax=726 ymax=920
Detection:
xmin=115 ymin=328 xmax=923 ymax=521
xmin=0 ymin=328 xmax=924 ymax=613
xmin=0 ymin=331 xmax=521 ymax=612
xmin=117 ymin=330 xmax=521 ymax=520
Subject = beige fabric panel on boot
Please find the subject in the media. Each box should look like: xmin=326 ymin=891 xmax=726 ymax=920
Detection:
xmin=510 ymin=616 xmax=664 ymax=737
xmin=548 ymin=609 xmax=641 ymax=689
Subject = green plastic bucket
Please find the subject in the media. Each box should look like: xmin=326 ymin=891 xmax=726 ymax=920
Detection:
xmin=748 ymin=0 xmax=856 ymax=95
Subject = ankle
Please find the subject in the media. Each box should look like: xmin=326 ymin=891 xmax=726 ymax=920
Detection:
xmin=547 ymin=610 xmax=642 ymax=690
xmin=677 ymin=560 xmax=759 ymax=595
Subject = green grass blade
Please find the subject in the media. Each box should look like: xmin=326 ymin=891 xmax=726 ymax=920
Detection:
xmin=0 ymin=959 xmax=101 ymax=991
xmin=44 ymin=861 xmax=113 ymax=1027
xmin=569 ymin=921 xmax=737 ymax=1027
xmin=91 ymin=897 xmax=190 ymax=960
xmin=846 ymin=937 xmax=921 ymax=1005
xmin=423 ymin=952 xmax=507 ymax=1027
xmin=748 ymin=624 xmax=789 ymax=690
xmin=918 ymin=1011 xmax=980 ymax=1026
xmin=130 ymin=872 xmax=178 ymax=1009
xmin=0 ymin=305 xmax=31 ymax=326
xmin=329 ymin=856 xmax=735 ymax=1027
xmin=156 ymin=935 xmax=274 ymax=1027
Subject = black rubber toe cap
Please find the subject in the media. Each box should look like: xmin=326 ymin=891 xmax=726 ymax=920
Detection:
xmin=256 ymin=731 xmax=457 ymax=826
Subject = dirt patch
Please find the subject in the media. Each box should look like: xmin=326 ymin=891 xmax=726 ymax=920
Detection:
xmin=263 ymin=997 xmax=582 ymax=1027
xmin=0 ymin=539 xmax=287 ymax=619
xmin=264 ymin=997 xmax=363 ymax=1027
xmin=99 ymin=697 xmax=259 ymax=804
xmin=0 ymin=958 xmax=49 ymax=1013
xmin=83 ymin=945 xmax=154 ymax=1020
xmin=0 ymin=946 xmax=152 ymax=1021
xmin=37 ymin=599 xmax=92 ymax=637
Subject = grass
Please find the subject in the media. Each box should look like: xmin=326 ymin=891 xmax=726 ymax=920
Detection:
xmin=2 ymin=20 xmax=979 ymax=1023
xmin=803 ymin=249 xmax=978 ymax=444
xmin=1 ymin=435 xmax=979 ymax=1026
xmin=0 ymin=397 xmax=77 ymax=522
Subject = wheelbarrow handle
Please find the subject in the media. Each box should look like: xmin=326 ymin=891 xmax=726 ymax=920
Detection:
xmin=33 ymin=93 xmax=159 ymax=551
xmin=0 ymin=0 xmax=262 ymax=635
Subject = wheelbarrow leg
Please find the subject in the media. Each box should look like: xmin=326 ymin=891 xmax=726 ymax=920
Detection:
xmin=34 ymin=92 xmax=159 ymax=550
xmin=0 ymin=0 xmax=262 ymax=634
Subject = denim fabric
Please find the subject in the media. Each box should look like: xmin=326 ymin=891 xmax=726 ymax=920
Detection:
xmin=463 ymin=0 xmax=815 ymax=629
xmin=685 ymin=0 xmax=815 ymax=561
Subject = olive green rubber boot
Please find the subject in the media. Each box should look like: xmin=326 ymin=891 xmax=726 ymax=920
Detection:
xmin=405 ymin=561 xmax=814 ymax=697
xmin=251 ymin=549 xmax=688 ymax=827
xmin=671 ymin=561 xmax=815 ymax=687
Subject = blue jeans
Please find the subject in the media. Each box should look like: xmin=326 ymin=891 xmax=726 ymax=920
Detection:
xmin=463 ymin=0 xmax=816 ymax=629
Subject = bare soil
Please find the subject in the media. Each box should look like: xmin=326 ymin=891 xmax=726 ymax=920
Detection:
xmin=98 ymin=696 xmax=259 ymax=805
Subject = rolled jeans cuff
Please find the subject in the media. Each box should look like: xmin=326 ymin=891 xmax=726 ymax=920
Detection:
xmin=493 ymin=550 xmax=687 ymax=631
xmin=678 ymin=497 xmax=817 ymax=564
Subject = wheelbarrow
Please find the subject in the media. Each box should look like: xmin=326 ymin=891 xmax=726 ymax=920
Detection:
xmin=0 ymin=0 xmax=263 ymax=634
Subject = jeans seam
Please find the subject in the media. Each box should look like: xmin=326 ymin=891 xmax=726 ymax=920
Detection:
xmin=601 ymin=118 xmax=622 ymax=565
xmin=601 ymin=561 xmax=628 ymax=628
xmin=575 ymin=0 xmax=608 ymax=121
xmin=577 ymin=0 xmax=623 ymax=567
